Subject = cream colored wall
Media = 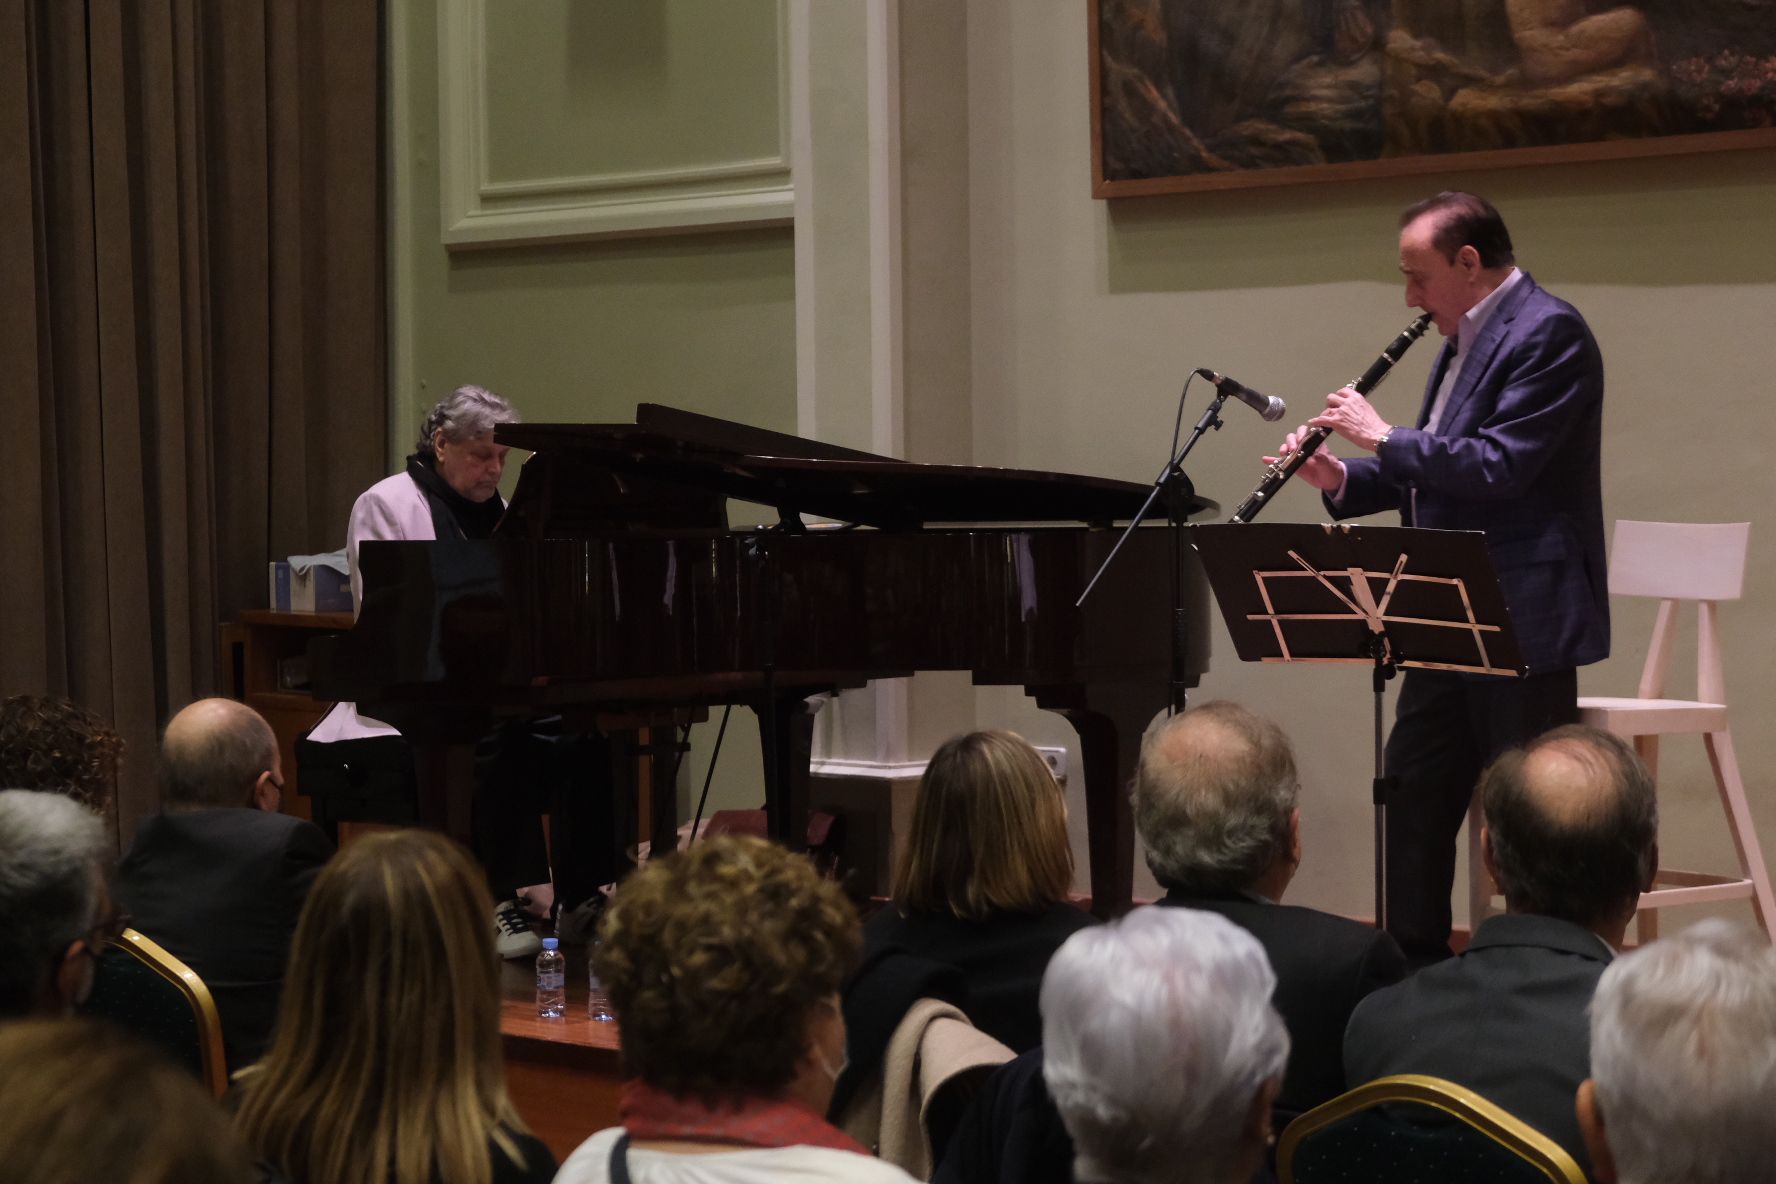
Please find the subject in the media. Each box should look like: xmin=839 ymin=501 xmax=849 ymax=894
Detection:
xmin=964 ymin=0 xmax=1776 ymax=921
xmin=390 ymin=0 xmax=796 ymax=446
xmin=389 ymin=0 xmax=797 ymax=816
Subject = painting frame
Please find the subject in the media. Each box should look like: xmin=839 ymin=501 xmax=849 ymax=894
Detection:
xmin=1089 ymin=0 xmax=1776 ymax=198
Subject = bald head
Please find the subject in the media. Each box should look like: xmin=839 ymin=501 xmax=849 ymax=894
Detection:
xmin=1133 ymin=702 xmax=1299 ymax=894
xmin=160 ymin=699 xmax=281 ymax=811
xmin=1480 ymin=725 xmax=1657 ymax=932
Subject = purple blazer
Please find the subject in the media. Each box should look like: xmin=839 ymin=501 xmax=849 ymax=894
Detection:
xmin=1328 ymin=274 xmax=1609 ymax=674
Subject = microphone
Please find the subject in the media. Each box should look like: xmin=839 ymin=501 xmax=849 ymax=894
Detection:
xmin=1194 ymin=369 xmax=1287 ymax=422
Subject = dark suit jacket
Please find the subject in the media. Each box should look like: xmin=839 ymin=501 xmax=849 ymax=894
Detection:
xmin=1329 ymin=274 xmax=1608 ymax=674
xmin=934 ymin=1048 xmax=1278 ymax=1184
xmin=1158 ymin=888 xmax=1405 ymax=1117
xmin=862 ymin=901 xmax=1099 ymax=1054
xmin=117 ymin=808 xmax=334 ymax=1068
xmin=1343 ymin=912 xmax=1613 ymax=1175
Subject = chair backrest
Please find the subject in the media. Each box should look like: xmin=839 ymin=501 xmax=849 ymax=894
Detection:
xmin=1605 ymin=521 xmax=1750 ymax=703
xmin=80 ymin=928 xmax=228 ymax=1098
xmin=1608 ymin=520 xmax=1749 ymax=602
xmin=1277 ymin=1074 xmax=1587 ymax=1184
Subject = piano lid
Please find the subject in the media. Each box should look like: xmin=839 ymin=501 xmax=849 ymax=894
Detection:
xmin=498 ymin=404 xmax=1217 ymax=530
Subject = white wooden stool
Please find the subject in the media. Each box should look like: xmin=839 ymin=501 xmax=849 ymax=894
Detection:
xmin=1473 ymin=521 xmax=1772 ymax=940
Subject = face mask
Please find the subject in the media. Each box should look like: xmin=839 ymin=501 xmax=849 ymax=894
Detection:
xmin=815 ymin=998 xmax=849 ymax=1082
xmin=815 ymin=1041 xmax=849 ymax=1083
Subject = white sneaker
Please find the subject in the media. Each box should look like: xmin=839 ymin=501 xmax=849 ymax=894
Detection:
xmin=494 ymin=898 xmax=542 ymax=960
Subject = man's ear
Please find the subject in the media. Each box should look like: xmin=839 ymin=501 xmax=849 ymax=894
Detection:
xmin=1576 ymin=1079 xmax=1618 ymax=1183
xmin=1457 ymin=243 xmax=1483 ymax=275
xmin=252 ymin=771 xmax=281 ymax=813
xmin=1288 ymin=809 xmax=1303 ymax=869
xmin=52 ymin=940 xmax=93 ymax=1015
xmin=1479 ymin=825 xmax=1501 ymax=894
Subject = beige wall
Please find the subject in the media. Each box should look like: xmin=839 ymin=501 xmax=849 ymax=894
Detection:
xmin=389 ymin=0 xmax=797 ymax=451
xmin=963 ymin=0 xmax=1776 ymax=920
xmin=388 ymin=0 xmax=796 ymax=815
xmin=387 ymin=0 xmax=1776 ymax=927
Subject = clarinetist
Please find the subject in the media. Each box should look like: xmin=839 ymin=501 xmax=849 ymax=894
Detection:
xmin=1264 ymin=192 xmax=1610 ymax=968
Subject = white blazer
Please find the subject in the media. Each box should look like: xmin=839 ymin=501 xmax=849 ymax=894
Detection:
xmin=309 ymin=472 xmax=435 ymax=743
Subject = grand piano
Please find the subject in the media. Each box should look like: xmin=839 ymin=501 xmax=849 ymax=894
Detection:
xmin=309 ymin=404 xmax=1212 ymax=916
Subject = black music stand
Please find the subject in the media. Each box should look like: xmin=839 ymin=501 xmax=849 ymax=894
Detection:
xmin=1188 ymin=522 xmax=1525 ymax=931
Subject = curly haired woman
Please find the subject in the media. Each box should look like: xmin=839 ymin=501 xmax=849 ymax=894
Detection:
xmin=555 ymin=835 xmax=918 ymax=1184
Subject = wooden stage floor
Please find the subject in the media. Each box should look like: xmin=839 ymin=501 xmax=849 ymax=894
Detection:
xmin=499 ymin=956 xmax=624 ymax=1164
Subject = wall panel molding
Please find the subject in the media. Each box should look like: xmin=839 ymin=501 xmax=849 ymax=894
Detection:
xmin=438 ymin=0 xmax=793 ymax=248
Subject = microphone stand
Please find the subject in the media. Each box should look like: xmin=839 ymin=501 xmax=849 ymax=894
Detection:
xmin=1077 ymin=388 xmax=1230 ymax=716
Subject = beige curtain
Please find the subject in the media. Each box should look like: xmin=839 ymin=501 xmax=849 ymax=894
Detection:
xmin=0 ymin=0 xmax=385 ymax=842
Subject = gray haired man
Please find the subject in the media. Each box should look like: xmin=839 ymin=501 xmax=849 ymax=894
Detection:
xmin=1135 ymin=701 xmax=1404 ymax=1117
xmin=1042 ymin=906 xmax=1289 ymax=1184
xmin=1345 ymin=724 xmax=1659 ymax=1176
xmin=1580 ymin=919 xmax=1776 ymax=1184
xmin=0 ymin=789 xmax=114 ymax=1016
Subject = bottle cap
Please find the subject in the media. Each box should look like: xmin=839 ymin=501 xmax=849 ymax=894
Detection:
xmin=541 ymin=937 xmax=559 ymax=951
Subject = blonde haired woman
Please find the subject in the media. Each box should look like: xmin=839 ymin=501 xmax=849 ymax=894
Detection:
xmin=233 ymin=830 xmax=554 ymax=1184
xmin=864 ymin=730 xmax=1097 ymax=1053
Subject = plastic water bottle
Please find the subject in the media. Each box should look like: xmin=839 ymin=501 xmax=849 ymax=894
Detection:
xmin=535 ymin=937 xmax=565 ymax=1018
xmin=587 ymin=942 xmax=615 ymax=1023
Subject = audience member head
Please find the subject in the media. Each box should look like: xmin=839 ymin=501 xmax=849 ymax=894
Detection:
xmin=1479 ymin=725 xmax=1656 ymax=941
xmin=1579 ymin=920 xmax=1776 ymax=1184
xmin=234 ymin=830 xmax=530 ymax=1184
xmin=0 ymin=789 xmax=113 ymax=1017
xmin=160 ymin=698 xmax=282 ymax=812
xmin=1133 ymin=701 xmax=1301 ymax=900
xmin=595 ymin=834 xmax=861 ymax=1114
xmin=1042 ymin=906 xmax=1289 ymax=1184
xmin=415 ymin=384 xmax=518 ymax=504
xmin=0 ymin=692 xmax=124 ymax=815
xmin=892 ymin=729 xmax=1073 ymax=921
xmin=0 ymin=1018 xmax=255 ymax=1183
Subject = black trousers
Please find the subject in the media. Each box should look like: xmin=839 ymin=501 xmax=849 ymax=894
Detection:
xmin=298 ymin=721 xmax=616 ymax=912
xmin=1384 ymin=666 xmax=1579 ymax=963
xmin=473 ymin=719 xmax=617 ymax=909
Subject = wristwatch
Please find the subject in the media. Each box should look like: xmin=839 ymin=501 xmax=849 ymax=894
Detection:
xmin=1376 ymin=429 xmax=1393 ymax=452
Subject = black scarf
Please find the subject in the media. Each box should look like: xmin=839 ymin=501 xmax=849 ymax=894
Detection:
xmin=405 ymin=452 xmax=505 ymax=540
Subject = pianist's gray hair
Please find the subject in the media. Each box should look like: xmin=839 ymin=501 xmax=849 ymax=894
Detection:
xmin=1132 ymin=702 xmax=1299 ymax=895
xmin=416 ymin=385 xmax=519 ymax=457
xmin=1042 ymin=907 xmax=1288 ymax=1184
xmin=1587 ymin=920 xmax=1776 ymax=1184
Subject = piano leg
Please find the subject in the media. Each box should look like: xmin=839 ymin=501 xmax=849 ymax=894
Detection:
xmin=1033 ymin=681 xmax=1164 ymax=920
xmin=605 ymin=717 xmax=701 ymax=874
xmin=752 ymin=690 xmax=823 ymax=848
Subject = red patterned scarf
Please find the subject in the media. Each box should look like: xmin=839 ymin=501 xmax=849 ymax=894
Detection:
xmin=619 ymin=1079 xmax=868 ymax=1155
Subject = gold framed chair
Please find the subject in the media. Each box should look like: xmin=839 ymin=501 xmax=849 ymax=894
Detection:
xmin=81 ymin=928 xmax=228 ymax=1098
xmin=1277 ymin=1074 xmax=1587 ymax=1184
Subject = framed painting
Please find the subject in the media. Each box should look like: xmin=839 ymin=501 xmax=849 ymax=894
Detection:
xmin=1090 ymin=0 xmax=1776 ymax=196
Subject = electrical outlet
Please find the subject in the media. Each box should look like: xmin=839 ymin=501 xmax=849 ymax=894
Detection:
xmin=1036 ymin=746 xmax=1069 ymax=783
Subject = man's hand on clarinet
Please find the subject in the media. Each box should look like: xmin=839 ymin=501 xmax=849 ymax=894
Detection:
xmin=1309 ymin=386 xmax=1392 ymax=453
xmin=1264 ymin=426 xmax=1346 ymax=492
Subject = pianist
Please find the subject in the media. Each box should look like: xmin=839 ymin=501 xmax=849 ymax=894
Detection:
xmin=304 ymin=385 xmax=576 ymax=958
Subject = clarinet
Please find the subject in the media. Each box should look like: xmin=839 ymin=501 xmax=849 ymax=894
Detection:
xmin=1227 ymin=312 xmax=1435 ymax=524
